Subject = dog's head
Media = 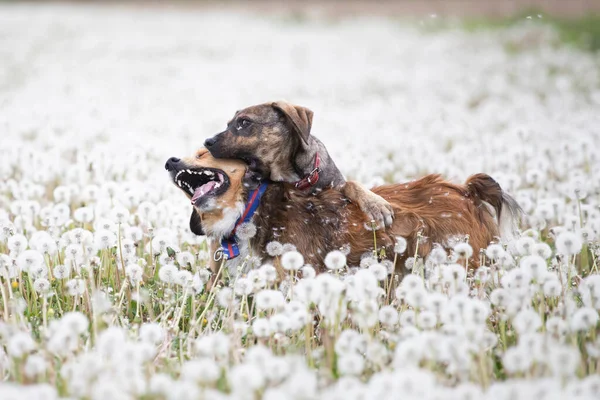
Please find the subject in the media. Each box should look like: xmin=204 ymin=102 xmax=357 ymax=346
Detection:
xmin=165 ymin=148 xmax=247 ymax=237
xmin=204 ymin=101 xmax=313 ymax=182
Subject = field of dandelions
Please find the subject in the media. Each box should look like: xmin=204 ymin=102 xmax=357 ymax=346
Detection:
xmin=1 ymin=4 xmax=600 ymax=399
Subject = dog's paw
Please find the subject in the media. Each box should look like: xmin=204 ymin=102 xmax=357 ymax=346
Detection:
xmin=359 ymin=193 xmax=394 ymax=229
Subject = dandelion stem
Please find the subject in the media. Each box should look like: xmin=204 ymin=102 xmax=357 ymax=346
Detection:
xmin=371 ymin=220 xmax=378 ymax=258
xmin=194 ymin=259 xmax=226 ymax=332
xmin=42 ymin=295 xmax=48 ymax=330
xmin=117 ymin=223 xmax=127 ymax=283
xmin=172 ymin=287 xmax=188 ymax=331
xmin=0 ymin=282 xmax=9 ymax=321
xmin=413 ymin=232 xmax=422 ymax=278
xmin=135 ymin=282 xmax=141 ymax=320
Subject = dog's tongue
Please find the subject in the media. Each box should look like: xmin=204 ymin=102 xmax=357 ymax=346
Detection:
xmin=191 ymin=181 xmax=217 ymax=205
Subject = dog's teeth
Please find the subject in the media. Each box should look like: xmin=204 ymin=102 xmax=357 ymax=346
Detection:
xmin=205 ymin=170 xmax=214 ymax=176
xmin=177 ymin=181 xmax=182 ymax=187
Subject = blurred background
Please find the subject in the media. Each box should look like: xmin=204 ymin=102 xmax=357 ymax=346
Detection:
xmin=1 ymin=0 xmax=599 ymax=186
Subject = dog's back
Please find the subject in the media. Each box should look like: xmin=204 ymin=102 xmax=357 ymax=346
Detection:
xmin=284 ymin=173 xmax=518 ymax=270
xmin=249 ymin=173 xmax=519 ymax=271
xmin=351 ymin=174 xmax=520 ymax=267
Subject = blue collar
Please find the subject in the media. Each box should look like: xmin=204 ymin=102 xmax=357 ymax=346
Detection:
xmin=220 ymin=182 xmax=269 ymax=259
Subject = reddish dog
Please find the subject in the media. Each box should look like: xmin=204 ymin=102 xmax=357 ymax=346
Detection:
xmin=166 ymin=149 xmax=521 ymax=274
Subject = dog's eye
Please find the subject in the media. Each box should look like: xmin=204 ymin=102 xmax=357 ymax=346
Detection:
xmin=236 ymin=119 xmax=251 ymax=131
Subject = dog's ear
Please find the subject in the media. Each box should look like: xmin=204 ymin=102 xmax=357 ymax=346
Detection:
xmin=272 ymin=101 xmax=313 ymax=147
xmin=189 ymin=208 xmax=205 ymax=236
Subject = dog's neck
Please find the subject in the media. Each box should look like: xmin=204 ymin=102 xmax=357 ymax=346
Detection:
xmin=199 ymin=202 xmax=245 ymax=239
xmin=292 ymin=137 xmax=346 ymax=192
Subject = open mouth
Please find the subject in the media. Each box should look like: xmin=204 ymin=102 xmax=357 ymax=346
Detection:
xmin=173 ymin=168 xmax=229 ymax=206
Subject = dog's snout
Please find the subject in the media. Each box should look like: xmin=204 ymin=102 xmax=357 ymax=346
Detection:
xmin=165 ymin=157 xmax=181 ymax=171
xmin=204 ymin=137 xmax=216 ymax=148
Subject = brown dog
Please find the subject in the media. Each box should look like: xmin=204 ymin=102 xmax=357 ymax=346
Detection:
xmin=165 ymin=149 xmax=521 ymax=274
xmin=203 ymin=101 xmax=394 ymax=228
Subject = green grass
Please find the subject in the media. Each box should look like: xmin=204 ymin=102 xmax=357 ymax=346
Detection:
xmin=418 ymin=8 xmax=600 ymax=52
xmin=462 ymin=9 xmax=600 ymax=52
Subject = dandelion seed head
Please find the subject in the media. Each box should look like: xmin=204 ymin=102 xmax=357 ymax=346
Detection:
xmin=66 ymin=279 xmax=86 ymax=296
xmin=394 ymin=236 xmax=407 ymax=254
xmin=570 ymin=307 xmax=599 ymax=332
xmin=266 ymin=241 xmax=283 ymax=257
xmin=368 ymin=263 xmax=388 ymax=281
xmin=158 ymin=264 xmax=178 ymax=284
xmin=255 ymin=289 xmax=285 ymax=311
xmin=281 ymin=251 xmax=304 ymax=271
xmin=33 ymin=278 xmax=51 ymax=293
xmin=555 ymin=231 xmax=582 ymax=256
xmin=324 ymin=250 xmax=347 ymax=271
xmin=236 ymin=222 xmax=257 ymax=240
xmin=6 ymin=332 xmax=36 ymax=358
xmin=453 ymin=242 xmax=473 ymax=259
xmin=252 ymin=318 xmax=271 ymax=338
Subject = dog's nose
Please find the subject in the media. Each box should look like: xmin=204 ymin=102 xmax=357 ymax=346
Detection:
xmin=204 ymin=137 xmax=216 ymax=148
xmin=165 ymin=157 xmax=181 ymax=171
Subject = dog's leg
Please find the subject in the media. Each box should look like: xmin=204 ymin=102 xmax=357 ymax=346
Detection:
xmin=342 ymin=181 xmax=394 ymax=228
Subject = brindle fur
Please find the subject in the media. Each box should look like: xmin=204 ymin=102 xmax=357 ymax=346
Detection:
xmin=204 ymin=101 xmax=394 ymax=227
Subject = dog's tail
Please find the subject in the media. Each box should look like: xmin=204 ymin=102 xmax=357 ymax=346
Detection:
xmin=466 ymin=173 xmax=523 ymax=242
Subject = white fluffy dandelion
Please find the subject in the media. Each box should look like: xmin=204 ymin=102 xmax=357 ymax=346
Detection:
xmin=52 ymin=264 xmax=71 ymax=280
xmin=66 ymin=279 xmax=86 ymax=296
xmin=139 ymin=322 xmax=165 ymax=345
xmin=234 ymin=278 xmax=253 ymax=296
xmin=236 ymin=222 xmax=257 ymax=240
xmin=337 ymin=353 xmax=365 ymax=376
xmin=555 ymin=231 xmax=583 ymax=256
xmin=93 ymin=229 xmax=116 ymax=250
xmin=368 ymin=263 xmax=388 ymax=281
xmin=33 ymin=278 xmax=51 ymax=293
xmin=281 ymin=251 xmax=304 ymax=271
xmin=158 ymin=264 xmax=178 ymax=284
xmin=255 ymin=289 xmax=285 ymax=311
xmin=485 ymin=243 xmax=505 ymax=261
xmin=175 ymin=270 xmax=193 ymax=287
xmin=453 ymin=242 xmax=473 ymax=259
xmin=23 ymin=354 xmax=47 ymax=378
xmin=300 ymin=264 xmax=316 ymax=279
xmin=394 ymin=236 xmax=407 ymax=254
xmin=176 ymin=251 xmax=195 ymax=268
xmin=73 ymin=206 xmax=94 ymax=223
xmin=519 ymin=255 xmax=548 ymax=281
xmin=378 ymin=305 xmax=399 ymax=326
xmin=7 ymin=234 xmax=28 ymax=255
xmin=571 ymin=307 xmax=599 ymax=332
xmin=252 ymin=318 xmax=271 ymax=338
xmin=16 ymin=249 xmax=44 ymax=273
xmin=266 ymin=241 xmax=283 ymax=257
xmin=324 ymin=250 xmax=346 ymax=271
xmin=126 ymin=263 xmax=144 ymax=285
xmin=6 ymin=332 xmax=35 ymax=358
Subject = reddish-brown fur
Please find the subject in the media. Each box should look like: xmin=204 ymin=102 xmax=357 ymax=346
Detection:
xmin=250 ymin=174 xmax=503 ymax=271
xmin=171 ymin=151 xmax=516 ymax=274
